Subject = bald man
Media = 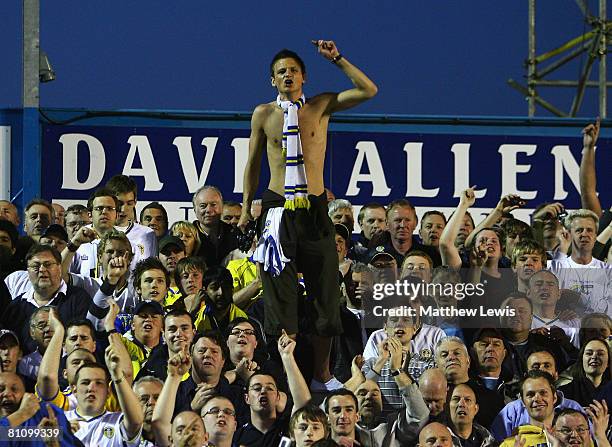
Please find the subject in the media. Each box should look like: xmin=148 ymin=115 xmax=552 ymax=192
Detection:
xmin=417 ymin=422 xmax=453 ymax=447
xmin=419 ymin=368 xmax=448 ymax=420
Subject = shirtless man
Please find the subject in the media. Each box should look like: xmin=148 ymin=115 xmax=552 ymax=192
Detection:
xmin=239 ymin=40 xmax=377 ymax=390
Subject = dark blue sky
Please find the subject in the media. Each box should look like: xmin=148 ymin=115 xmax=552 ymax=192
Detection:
xmin=1 ymin=1 xmax=606 ymax=117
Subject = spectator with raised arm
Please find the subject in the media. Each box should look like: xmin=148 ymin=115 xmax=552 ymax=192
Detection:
xmin=234 ymin=330 xmax=311 ymax=446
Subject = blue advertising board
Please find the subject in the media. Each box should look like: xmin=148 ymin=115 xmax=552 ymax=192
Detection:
xmin=41 ymin=121 xmax=611 ymax=226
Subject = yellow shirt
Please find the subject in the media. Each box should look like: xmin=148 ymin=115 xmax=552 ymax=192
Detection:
xmin=194 ymin=303 xmax=248 ymax=333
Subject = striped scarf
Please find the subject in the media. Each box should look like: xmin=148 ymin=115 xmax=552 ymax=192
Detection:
xmin=278 ymin=94 xmax=310 ymax=210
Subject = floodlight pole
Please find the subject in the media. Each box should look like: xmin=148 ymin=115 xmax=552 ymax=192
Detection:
xmin=21 ymin=0 xmax=42 ymax=205
xmin=528 ymin=0 xmax=536 ymax=117
xmin=599 ymin=0 xmax=607 ymax=118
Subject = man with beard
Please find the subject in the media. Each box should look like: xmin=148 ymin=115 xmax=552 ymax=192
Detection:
xmin=234 ymin=330 xmax=311 ymax=446
xmin=434 ymin=337 xmax=504 ymax=429
xmin=192 ymin=266 xmax=248 ymax=333
xmin=448 ymin=384 xmax=496 ymax=447
xmin=0 ymin=372 xmax=82 ymax=446
xmin=132 ymin=376 xmax=164 ymax=447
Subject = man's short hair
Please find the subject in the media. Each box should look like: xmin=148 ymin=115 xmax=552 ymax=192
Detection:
xmin=564 ymin=209 xmax=599 ymax=230
xmin=527 ymin=349 xmax=557 ymax=371
xmin=192 ymin=185 xmax=223 ymax=206
xmin=25 ymin=199 xmax=54 ymax=217
xmin=402 ymin=250 xmax=434 ymax=269
xmin=0 ymin=220 xmax=19 ymax=249
xmin=552 ymin=408 xmax=589 ymax=426
xmin=134 ymin=257 xmax=170 ymax=290
xmin=323 ymin=388 xmax=358 ymax=414
xmin=193 ymin=330 xmax=228 ymax=361
xmin=468 ymin=226 xmax=506 ymax=254
xmin=527 ymin=270 xmax=559 ymax=288
xmin=65 ymin=204 xmax=88 ymax=215
xmin=327 ymin=199 xmax=353 ymax=218
xmin=139 ymin=201 xmax=169 ymax=226
xmin=65 ymin=319 xmax=96 ymax=341
xmin=270 ymin=49 xmax=306 ymax=76
xmin=105 ymin=174 xmax=138 ymax=199
xmin=25 ymin=244 xmax=61 ymax=264
xmin=202 ymin=266 xmax=233 ymax=289
xmin=96 ymin=230 xmax=133 ymax=261
xmin=421 ymin=210 xmax=447 ymax=225
xmin=386 ymin=199 xmax=416 ymax=219
xmin=500 ymin=292 xmax=533 ymax=314
xmin=164 ymin=308 xmax=195 ymax=326
xmin=431 ymin=266 xmax=461 ymax=284
xmin=511 ymin=239 xmax=547 ymax=267
xmin=29 ymin=306 xmax=52 ymax=326
xmin=87 ymin=187 xmax=120 ymax=211
xmin=435 ymin=336 xmax=469 ymax=358
xmin=357 ymin=202 xmax=386 ymax=226
xmin=520 ymin=370 xmax=556 ymax=398
xmin=223 ymin=201 xmax=241 ymax=209
xmin=133 ymin=375 xmax=164 ymax=391
xmin=174 ymin=256 xmax=207 ymax=295
xmin=501 ymin=218 xmax=533 ymax=241
xmin=74 ymin=361 xmax=109 ymax=384
xmin=289 ymin=404 xmax=330 ymax=439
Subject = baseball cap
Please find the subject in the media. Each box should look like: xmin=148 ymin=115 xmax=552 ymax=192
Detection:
xmin=159 ymin=235 xmax=186 ymax=254
xmin=366 ymin=246 xmax=396 ymax=266
xmin=134 ymin=300 xmax=164 ymax=316
xmin=41 ymin=224 xmax=69 ymax=242
xmin=334 ymin=223 xmax=350 ymax=243
xmin=472 ymin=327 xmax=504 ymax=345
xmin=0 ymin=330 xmax=20 ymax=346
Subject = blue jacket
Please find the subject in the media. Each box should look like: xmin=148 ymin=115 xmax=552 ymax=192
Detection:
xmin=490 ymin=390 xmax=582 ymax=441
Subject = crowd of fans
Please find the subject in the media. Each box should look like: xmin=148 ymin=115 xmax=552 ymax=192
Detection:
xmin=0 ymin=121 xmax=610 ymax=447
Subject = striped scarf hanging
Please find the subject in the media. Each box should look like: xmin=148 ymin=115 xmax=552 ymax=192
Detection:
xmin=277 ymin=94 xmax=310 ymax=210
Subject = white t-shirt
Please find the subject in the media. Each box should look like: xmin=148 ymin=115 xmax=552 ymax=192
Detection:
xmin=548 ymin=256 xmax=612 ymax=315
xmin=531 ymin=314 xmax=580 ymax=348
xmin=116 ymin=222 xmax=158 ymax=264
xmin=65 ymin=409 xmax=141 ymax=447
xmin=362 ymin=324 xmax=445 ymax=360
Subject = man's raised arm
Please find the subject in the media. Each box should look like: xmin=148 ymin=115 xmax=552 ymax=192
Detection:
xmin=579 ymin=118 xmax=602 ymax=217
xmin=313 ymin=39 xmax=378 ymax=114
xmin=239 ymin=106 xmax=267 ymax=230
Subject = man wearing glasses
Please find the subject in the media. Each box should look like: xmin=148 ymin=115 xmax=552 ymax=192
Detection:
xmin=1 ymin=244 xmax=91 ymax=354
xmin=235 ymin=330 xmax=311 ymax=447
xmin=68 ymin=187 xmax=121 ymax=277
